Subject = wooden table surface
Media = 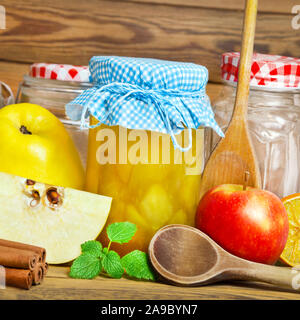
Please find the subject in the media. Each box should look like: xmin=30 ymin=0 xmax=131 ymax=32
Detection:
xmin=0 ymin=265 xmax=299 ymax=300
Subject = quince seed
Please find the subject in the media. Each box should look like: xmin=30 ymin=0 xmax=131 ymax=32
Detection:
xmin=46 ymin=188 xmax=60 ymax=205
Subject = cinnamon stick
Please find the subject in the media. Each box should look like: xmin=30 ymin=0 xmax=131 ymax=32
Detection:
xmin=0 ymin=245 xmax=38 ymax=271
xmin=0 ymin=239 xmax=46 ymax=263
xmin=32 ymin=263 xmax=44 ymax=285
xmin=4 ymin=267 xmax=33 ymax=290
xmin=42 ymin=262 xmax=48 ymax=276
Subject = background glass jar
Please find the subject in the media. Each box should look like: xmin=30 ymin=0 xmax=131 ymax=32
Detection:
xmin=16 ymin=74 xmax=92 ymax=168
xmin=86 ymin=120 xmax=210 ymax=256
xmin=212 ymin=83 xmax=300 ymax=198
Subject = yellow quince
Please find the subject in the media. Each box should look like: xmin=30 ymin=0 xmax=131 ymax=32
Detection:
xmin=0 ymin=103 xmax=85 ymax=189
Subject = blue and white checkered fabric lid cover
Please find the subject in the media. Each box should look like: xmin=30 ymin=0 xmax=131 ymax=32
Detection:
xmin=66 ymin=56 xmax=223 ymax=151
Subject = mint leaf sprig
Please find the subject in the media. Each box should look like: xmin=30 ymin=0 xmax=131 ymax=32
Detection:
xmin=69 ymin=222 xmax=155 ymax=281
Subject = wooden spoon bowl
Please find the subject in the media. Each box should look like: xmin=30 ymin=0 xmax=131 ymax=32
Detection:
xmin=150 ymin=225 xmax=217 ymax=280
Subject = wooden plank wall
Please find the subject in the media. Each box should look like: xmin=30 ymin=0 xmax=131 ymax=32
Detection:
xmin=0 ymin=0 xmax=299 ymax=96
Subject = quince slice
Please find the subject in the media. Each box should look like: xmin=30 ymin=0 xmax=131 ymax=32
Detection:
xmin=0 ymin=172 xmax=112 ymax=264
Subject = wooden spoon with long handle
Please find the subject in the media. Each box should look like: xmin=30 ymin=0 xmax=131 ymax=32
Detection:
xmin=199 ymin=0 xmax=261 ymax=199
xmin=149 ymin=225 xmax=300 ymax=290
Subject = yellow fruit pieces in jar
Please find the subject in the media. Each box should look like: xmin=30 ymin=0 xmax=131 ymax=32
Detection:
xmin=140 ymin=184 xmax=173 ymax=230
xmin=87 ymin=125 xmax=204 ymax=256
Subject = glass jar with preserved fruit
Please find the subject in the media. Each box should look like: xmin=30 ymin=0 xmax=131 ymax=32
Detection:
xmin=16 ymin=63 xmax=92 ymax=168
xmin=213 ymin=52 xmax=300 ymax=198
xmin=66 ymin=56 xmax=223 ymax=256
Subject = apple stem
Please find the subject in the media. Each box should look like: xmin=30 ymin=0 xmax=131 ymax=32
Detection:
xmin=20 ymin=125 xmax=32 ymax=135
xmin=243 ymin=171 xmax=250 ymax=190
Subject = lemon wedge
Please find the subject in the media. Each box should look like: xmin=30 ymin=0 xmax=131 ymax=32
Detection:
xmin=280 ymin=193 xmax=300 ymax=267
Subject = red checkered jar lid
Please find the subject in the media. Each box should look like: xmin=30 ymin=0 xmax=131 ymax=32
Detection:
xmin=29 ymin=63 xmax=90 ymax=83
xmin=221 ymin=52 xmax=300 ymax=89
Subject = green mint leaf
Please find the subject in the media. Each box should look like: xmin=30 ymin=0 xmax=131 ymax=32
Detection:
xmin=121 ymin=250 xmax=155 ymax=281
xmin=102 ymin=250 xmax=124 ymax=279
xmin=69 ymin=253 xmax=102 ymax=279
xmin=81 ymin=240 xmax=102 ymax=257
xmin=107 ymin=222 xmax=137 ymax=244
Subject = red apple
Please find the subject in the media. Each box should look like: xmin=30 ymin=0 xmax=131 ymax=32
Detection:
xmin=195 ymin=184 xmax=289 ymax=265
